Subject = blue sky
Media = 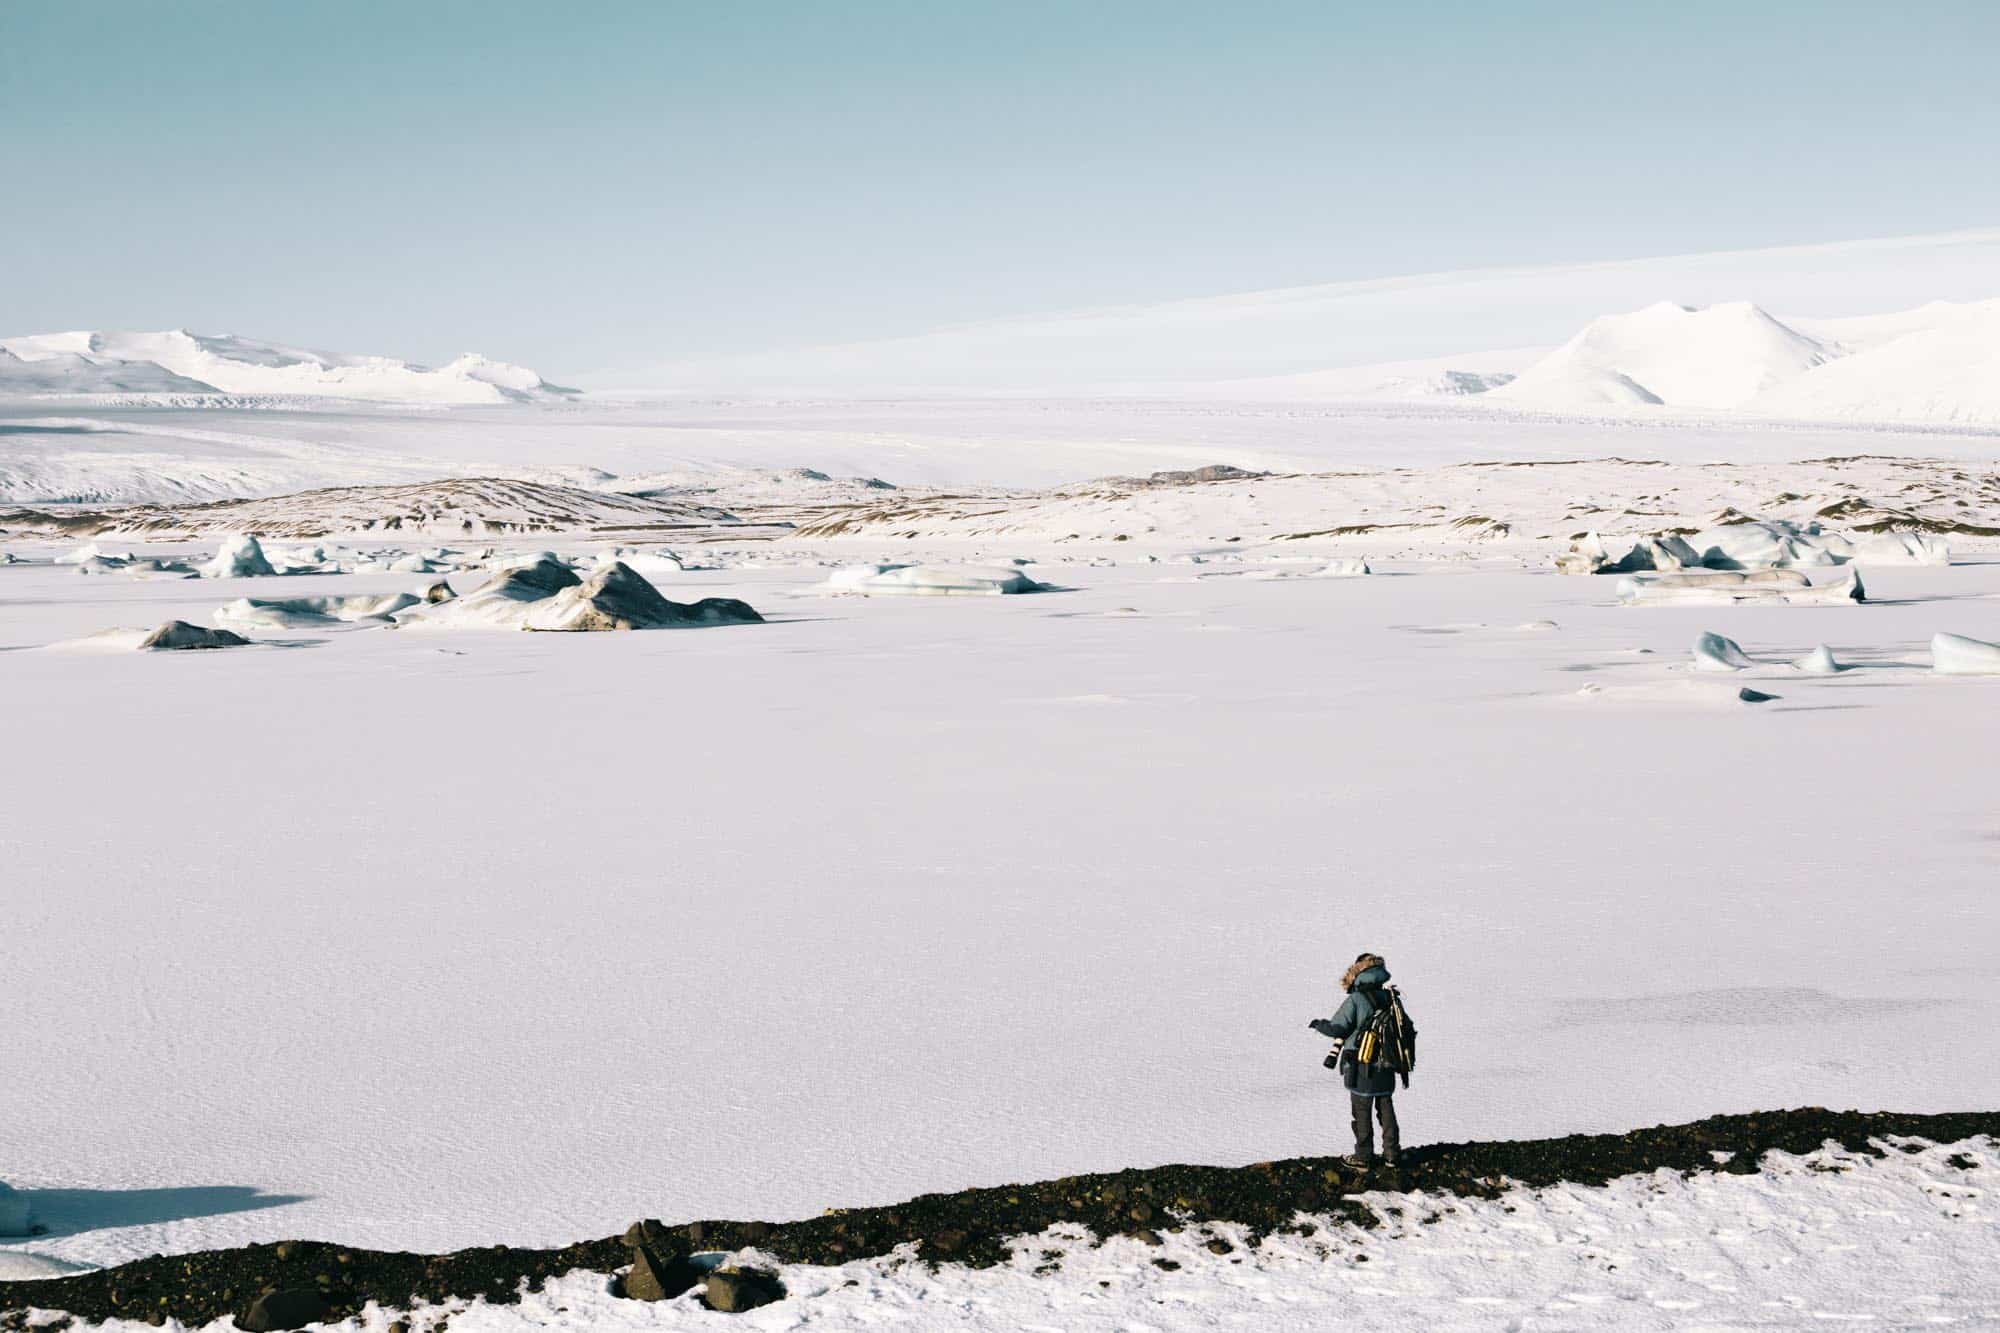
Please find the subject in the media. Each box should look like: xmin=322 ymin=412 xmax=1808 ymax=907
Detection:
xmin=3 ymin=1 xmax=1997 ymax=377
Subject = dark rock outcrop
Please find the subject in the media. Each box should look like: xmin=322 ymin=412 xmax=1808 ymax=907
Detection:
xmin=620 ymin=1244 xmax=703 ymax=1302
xmin=237 ymin=1287 xmax=331 ymax=1332
xmin=6 ymin=1109 xmax=1996 ymax=1329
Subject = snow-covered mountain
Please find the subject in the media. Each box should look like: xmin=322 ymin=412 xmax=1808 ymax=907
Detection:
xmin=1493 ymin=301 xmax=1834 ymax=409
xmin=1495 ymin=296 xmax=2000 ymax=423
xmin=588 ymin=228 xmax=2000 ymax=395
xmin=0 ymin=329 xmax=577 ymax=405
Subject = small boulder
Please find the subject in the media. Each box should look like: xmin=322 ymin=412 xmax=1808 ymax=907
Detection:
xmin=702 ymin=1267 xmax=786 ymax=1313
xmin=622 ymin=1245 xmax=703 ymax=1302
xmin=423 ymin=580 xmax=457 ymax=604
xmin=238 ymin=1287 xmax=332 ymax=1332
xmin=139 ymin=620 xmax=250 ymax=651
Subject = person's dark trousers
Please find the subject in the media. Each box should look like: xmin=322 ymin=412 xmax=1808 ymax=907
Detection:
xmin=1350 ymin=1093 xmax=1400 ymax=1163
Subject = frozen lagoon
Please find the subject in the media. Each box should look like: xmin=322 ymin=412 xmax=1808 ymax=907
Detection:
xmin=3 ymin=545 xmax=1998 ymax=1269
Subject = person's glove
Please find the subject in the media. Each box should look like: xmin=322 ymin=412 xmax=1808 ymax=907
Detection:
xmin=1308 ymin=1018 xmax=1338 ymax=1039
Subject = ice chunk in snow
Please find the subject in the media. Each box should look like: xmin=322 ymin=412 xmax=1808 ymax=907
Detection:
xmin=1693 ymin=631 xmax=1755 ymax=671
xmin=200 ymin=533 xmax=278 ymax=579
xmin=596 ymin=546 xmax=685 ymax=575
xmin=388 ymin=553 xmax=445 ymax=573
xmin=1616 ymin=567 xmax=1863 ymax=606
xmin=55 ymin=542 xmax=132 ymax=566
xmin=0 ymin=1180 xmax=29 ymax=1236
xmin=1794 ymin=645 xmax=1844 ymax=673
xmin=1850 ymin=532 xmax=1952 ymax=566
xmin=1684 ymin=520 xmax=1839 ymax=570
xmin=67 ymin=620 xmax=253 ymax=651
xmin=1562 ymin=532 xmax=1704 ymax=575
xmin=69 ymin=552 xmax=198 ymax=579
xmin=140 ymin=621 xmax=251 ymax=650
xmin=215 ymin=593 xmax=420 ymax=629
xmin=1564 ymin=518 xmax=1943 ymax=576
xmin=1931 ymin=632 xmax=2000 ymax=675
xmin=825 ymin=563 xmax=1045 ymax=596
xmin=394 ymin=555 xmax=580 ymax=628
xmin=519 ymin=562 xmax=763 ymax=631
xmin=1315 ymin=558 xmax=1371 ymax=577
xmin=395 ymin=558 xmax=758 ymax=631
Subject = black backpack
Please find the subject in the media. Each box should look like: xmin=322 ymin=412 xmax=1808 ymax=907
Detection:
xmin=1357 ymin=986 xmax=1417 ymax=1086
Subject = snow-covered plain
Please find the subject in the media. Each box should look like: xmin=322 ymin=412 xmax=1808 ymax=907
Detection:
xmin=4 ymin=503 xmax=2000 ymax=1289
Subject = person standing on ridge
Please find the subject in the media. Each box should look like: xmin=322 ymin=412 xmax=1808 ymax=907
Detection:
xmin=1309 ymin=952 xmax=1415 ymax=1169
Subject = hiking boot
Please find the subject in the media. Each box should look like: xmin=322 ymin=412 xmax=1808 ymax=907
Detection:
xmin=1340 ymin=1154 xmax=1376 ymax=1171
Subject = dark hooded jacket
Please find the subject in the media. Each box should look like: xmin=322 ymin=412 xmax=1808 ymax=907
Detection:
xmin=1317 ymin=963 xmax=1409 ymax=1097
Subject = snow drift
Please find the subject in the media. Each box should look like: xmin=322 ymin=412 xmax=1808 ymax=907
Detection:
xmin=1931 ymin=632 xmax=2000 ymax=675
xmin=1692 ymin=631 xmax=1757 ymax=672
xmin=214 ymin=594 xmax=422 ymax=629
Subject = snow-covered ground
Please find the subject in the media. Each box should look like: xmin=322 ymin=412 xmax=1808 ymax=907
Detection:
xmin=4 ymin=513 xmax=1999 ymax=1281
xmin=10 ymin=395 xmax=2000 ymax=510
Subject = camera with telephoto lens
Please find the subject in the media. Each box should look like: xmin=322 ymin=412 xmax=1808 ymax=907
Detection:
xmin=1322 ymin=1039 xmax=1343 ymax=1070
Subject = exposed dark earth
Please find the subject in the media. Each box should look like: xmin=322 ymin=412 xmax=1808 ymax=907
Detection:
xmin=4 ymin=1108 xmax=1993 ymax=1328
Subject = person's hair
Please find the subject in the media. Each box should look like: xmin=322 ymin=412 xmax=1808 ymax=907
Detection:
xmin=1341 ymin=953 xmax=1386 ymax=990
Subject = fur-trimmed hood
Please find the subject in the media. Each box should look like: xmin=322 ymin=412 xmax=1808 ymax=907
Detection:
xmin=1342 ymin=954 xmax=1388 ymax=991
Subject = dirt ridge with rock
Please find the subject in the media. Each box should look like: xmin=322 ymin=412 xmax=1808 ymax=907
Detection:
xmin=4 ymin=1108 xmax=1994 ymax=1327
